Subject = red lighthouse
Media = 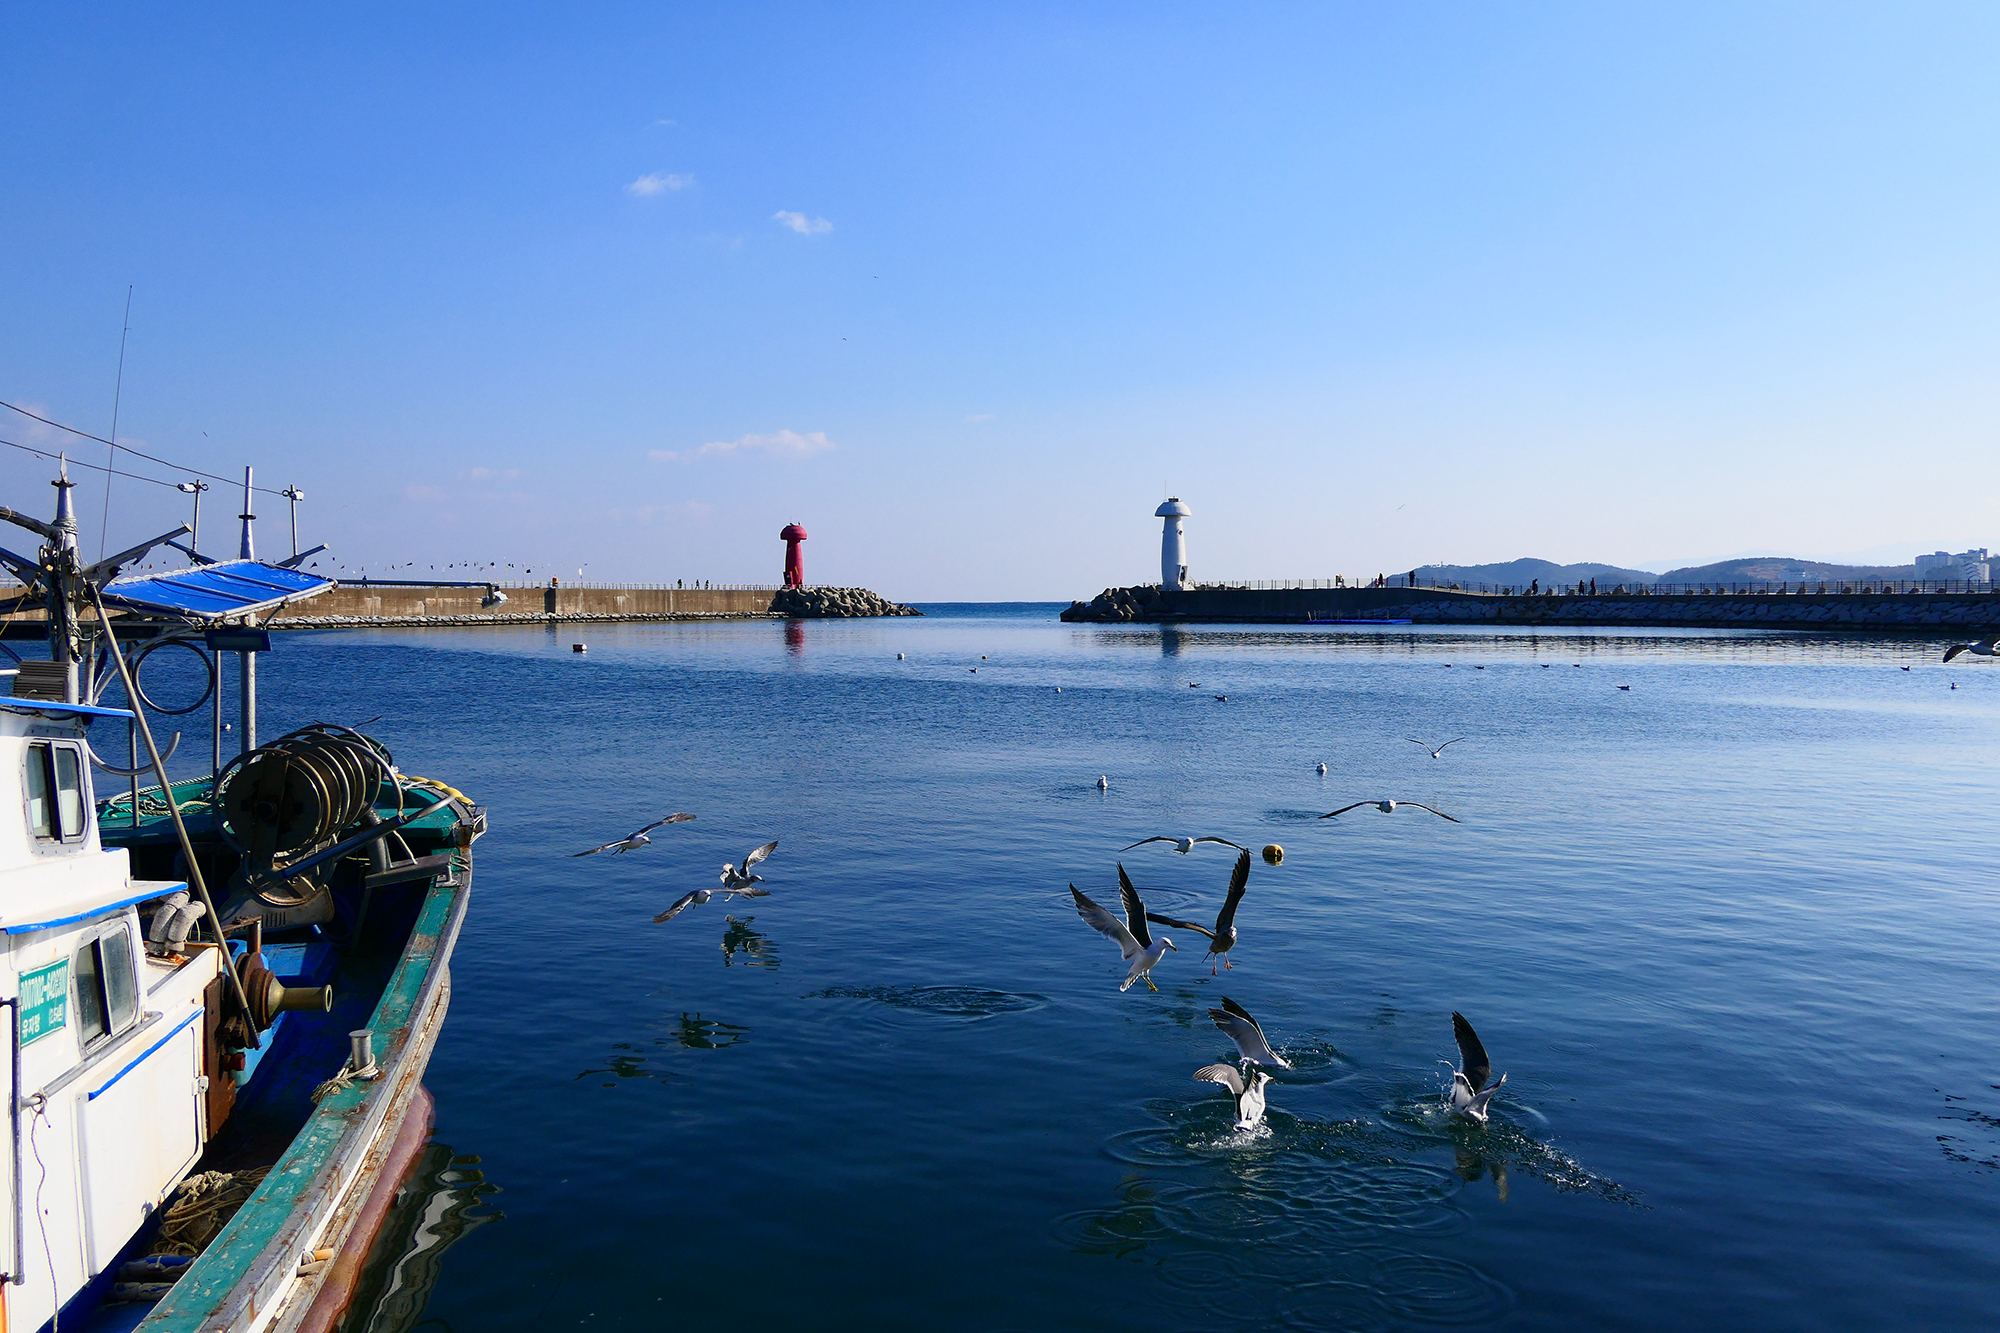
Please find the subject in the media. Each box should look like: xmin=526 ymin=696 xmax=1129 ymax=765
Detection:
xmin=780 ymin=522 xmax=808 ymax=588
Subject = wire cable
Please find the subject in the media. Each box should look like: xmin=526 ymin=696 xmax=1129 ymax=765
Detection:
xmin=0 ymin=400 xmax=290 ymax=496
xmin=0 ymin=433 xmax=207 ymax=493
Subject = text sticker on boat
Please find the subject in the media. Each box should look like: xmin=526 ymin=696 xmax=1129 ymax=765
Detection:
xmin=18 ymin=958 xmax=68 ymax=1046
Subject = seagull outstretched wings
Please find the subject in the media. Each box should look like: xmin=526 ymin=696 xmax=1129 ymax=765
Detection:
xmin=570 ymin=812 xmax=696 ymax=856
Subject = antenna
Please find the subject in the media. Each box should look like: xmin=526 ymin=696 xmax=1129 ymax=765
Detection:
xmin=238 ymin=466 xmax=255 ymax=560
xmin=100 ymin=285 xmax=133 ymax=559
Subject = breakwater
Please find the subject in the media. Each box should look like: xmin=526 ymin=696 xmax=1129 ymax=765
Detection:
xmin=1062 ymin=584 xmax=2000 ymax=633
xmin=263 ymin=583 xmax=920 ymax=628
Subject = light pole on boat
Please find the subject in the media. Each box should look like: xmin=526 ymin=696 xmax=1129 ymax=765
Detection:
xmin=280 ymin=485 xmax=304 ymax=558
xmin=237 ymin=466 xmax=257 ymax=750
xmin=176 ymin=479 xmax=208 ymax=557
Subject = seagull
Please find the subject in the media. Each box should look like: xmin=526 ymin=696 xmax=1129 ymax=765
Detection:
xmin=1449 ymin=1011 xmax=1507 ymax=1123
xmin=1943 ymin=637 xmax=1999 ymax=663
xmin=1315 ymin=762 xmax=1327 ymax=775
xmin=569 ymin=813 xmax=696 ymax=857
xmin=1319 ymin=800 xmax=1460 ymax=823
xmin=1145 ymin=849 xmax=1251 ymax=974
xmin=720 ymin=840 xmax=779 ymax=892
xmin=1900 ymin=666 xmax=1911 ymax=671
xmin=1214 ymin=695 xmax=1228 ymax=702
xmin=1617 ymin=685 xmax=1631 ymax=691
xmin=1069 ymin=866 xmax=1176 ymax=992
xmin=653 ymin=888 xmax=712 ymax=923
xmin=1096 ymin=775 xmax=1109 ymax=790
xmin=1405 ymin=737 xmax=1464 ymax=759
xmin=1193 ymin=1062 xmax=1274 ymax=1130
xmin=1120 ymin=835 xmax=1248 ymax=856
xmin=1206 ymin=995 xmax=1291 ymax=1068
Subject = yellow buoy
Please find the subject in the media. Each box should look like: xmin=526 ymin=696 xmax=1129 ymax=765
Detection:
xmin=1261 ymin=844 xmax=1284 ymax=866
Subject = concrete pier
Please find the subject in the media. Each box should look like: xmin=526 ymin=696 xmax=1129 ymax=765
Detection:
xmin=263 ymin=583 xmax=920 ymax=628
xmin=1063 ymin=584 xmax=2000 ymax=634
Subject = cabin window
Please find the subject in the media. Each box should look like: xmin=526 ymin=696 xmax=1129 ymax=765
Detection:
xmin=23 ymin=741 xmax=89 ymax=845
xmin=71 ymin=926 xmax=138 ymax=1048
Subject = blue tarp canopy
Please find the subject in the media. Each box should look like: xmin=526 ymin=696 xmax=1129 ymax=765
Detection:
xmin=101 ymin=560 xmax=334 ymax=620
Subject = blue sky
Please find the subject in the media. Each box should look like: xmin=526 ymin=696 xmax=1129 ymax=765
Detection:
xmin=4 ymin=4 xmax=1996 ymax=597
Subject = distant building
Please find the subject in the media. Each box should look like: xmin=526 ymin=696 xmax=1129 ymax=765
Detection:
xmin=1915 ymin=549 xmax=1991 ymax=584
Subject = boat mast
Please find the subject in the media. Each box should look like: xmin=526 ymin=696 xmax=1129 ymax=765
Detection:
xmin=48 ymin=464 xmax=82 ymax=704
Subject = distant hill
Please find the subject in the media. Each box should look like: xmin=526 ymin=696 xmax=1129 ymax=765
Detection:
xmin=1414 ymin=555 xmax=1925 ymax=589
xmin=1652 ymin=556 xmax=1916 ymax=583
xmin=1413 ymin=558 xmax=1659 ymax=588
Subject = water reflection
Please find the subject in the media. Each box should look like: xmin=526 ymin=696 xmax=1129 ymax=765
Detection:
xmin=784 ymin=620 xmax=805 ymax=654
xmin=719 ymin=914 xmax=779 ymax=969
xmin=1453 ymin=1146 xmax=1510 ymax=1202
xmin=675 ymin=1012 xmax=749 ymax=1049
xmin=337 ymin=1141 xmax=502 ymax=1333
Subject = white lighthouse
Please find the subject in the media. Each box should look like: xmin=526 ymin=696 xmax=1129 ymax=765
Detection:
xmin=1156 ymin=497 xmax=1191 ymax=591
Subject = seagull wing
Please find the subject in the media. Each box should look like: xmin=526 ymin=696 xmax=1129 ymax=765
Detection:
xmin=630 ymin=812 xmax=697 ymax=838
xmin=1212 ymin=849 xmax=1252 ymax=936
xmin=1211 ymin=997 xmax=1289 ymax=1068
xmin=1404 ymin=738 xmax=1431 ymax=750
xmin=1072 ymin=885 xmax=1140 ymax=960
xmin=1318 ymin=802 xmax=1369 ymax=820
xmin=1193 ymin=1063 xmax=1246 ymax=1095
xmin=568 ymin=841 xmax=617 ymax=857
xmin=652 ymin=890 xmax=702 ymax=923
xmin=1192 ymin=837 xmax=1249 ymax=852
xmin=1120 ymin=837 xmax=1175 ymax=851
xmin=1117 ymin=863 xmax=1153 ymax=949
xmin=1404 ymin=803 xmax=1462 ymax=823
xmin=1944 ymin=644 xmax=1969 ymax=662
xmin=1143 ymin=911 xmax=1215 ymax=941
xmin=1452 ymin=1011 xmax=1492 ymax=1093
xmin=1435 ymin=738 xmax=1465 ymax=753
xmin=741 ymin=839 xmax=779 ymax=870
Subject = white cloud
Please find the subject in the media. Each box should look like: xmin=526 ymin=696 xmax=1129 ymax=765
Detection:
xmin=649 ymin=430 xmax=837 ymax=463
xmin=653 ymin=118 xmax=677 ymax=127
xmin=965 ymin=413 xmax=995 ymax=423
xmin=773 ymin=210 xmax=833 ymax=235
xmin=628 ymin=172 xmax=694 ymax=196
xmin=467 ymin=466 xmax=521 ymax=480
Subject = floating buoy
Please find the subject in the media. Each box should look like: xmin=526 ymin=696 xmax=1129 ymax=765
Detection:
xmin=573 ymin=643 xmax=587 ymax=653
xmin=1262 ymin=844 xmax=1284 ymax=866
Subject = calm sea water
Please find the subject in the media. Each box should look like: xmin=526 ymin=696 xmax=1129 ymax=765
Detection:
xmin=229 ymin=605 xmax=2000 ymax=1331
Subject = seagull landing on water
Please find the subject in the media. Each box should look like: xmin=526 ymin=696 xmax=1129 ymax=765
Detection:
xmin=1194 ymin=1063 xmax=1273 ymax=1130
xmin=1449 ymin=1011 xmax=1507 ymax=1123
xmin=570 ymin=813 xmax=696 ymax=857
xmin=720 ymin=840 xmax=779 ymax=892
xmin=1943 ymin=637 xmax=2000 ymax=663
xmin=1207 ymin=995 xmax=1291 ymax=1069
xmin=1320 ymin=800 xmax=1461 ymax=823
xmin=1070 ymin=866 xmax=1176 ymax=992
xmin=1121 ymin=835 xmax=1247 ymax=856
xmin=1146 ymin=849 xmax=1252 ymax=974
xmin=1405 ymin=737 xmax=1464 ymax=760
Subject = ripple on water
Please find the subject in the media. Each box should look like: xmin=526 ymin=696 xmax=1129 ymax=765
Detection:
xmin=807 ymin=984 xmax=1048 ymax=1019
xmin=1148 ymin=1180 xmax=1312 ymax=1245
xmin=1273 ymin=1281 xmax=1394 ymax=1333
xmin=1370 ymin=1251 xmax=1516 ymax=1325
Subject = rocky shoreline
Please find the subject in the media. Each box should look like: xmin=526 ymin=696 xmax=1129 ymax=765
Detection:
xmin=771 ymin=586 xmax=923 ymax=617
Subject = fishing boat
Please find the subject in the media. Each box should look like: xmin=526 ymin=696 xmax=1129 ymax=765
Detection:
xmin=0 ymin=469 xmax=481 ymax=1332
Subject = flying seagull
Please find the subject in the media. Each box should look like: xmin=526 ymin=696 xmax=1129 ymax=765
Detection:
xmin=1120 ymin=835 xmax=1248 ymax=856
xmin=653 ymin=888 xmax=712 ymax=923
xmin=1069 ymin=866 xmax=1176 ymax=992
xmin=1319 ymin=800 xmax=1460 ymax=823
xmin=1943 ymin=637 xmax=1999 ymax=663
xmin=1145 ymin=849 xmax=1252 ymax=973
xmin=1206 ymin=995 xmax=1291 ymax=1068
xmin=1449 ymin=1011 xmax=1507 ymax=1123
xmin=1193 ymin=1062 xmax=1274 ymax=1130
xmin=720 ymin=839 xmax=779 ymax=892
xmin=1405 ymin=737 xmax=1464 ymax=759
xmin=570 ymin=813 xmax=696 ymax=857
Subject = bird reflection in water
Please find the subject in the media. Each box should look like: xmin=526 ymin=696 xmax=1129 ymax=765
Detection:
xmin=720 ymin=914 xmax=779 ymax=969
xmin=1454 ymin=1145 xmax=1510 ymax=1202
xmin=675 ymin=1013 xmax=750 ymax=1050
